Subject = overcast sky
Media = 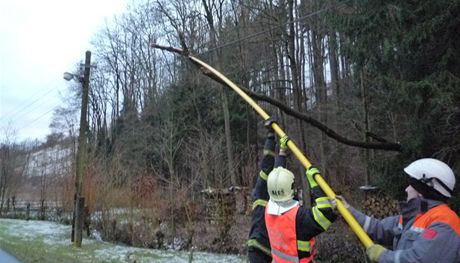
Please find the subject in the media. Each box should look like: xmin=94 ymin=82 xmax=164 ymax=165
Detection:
xmin=0 ymin=0 xmax=128 ymax=143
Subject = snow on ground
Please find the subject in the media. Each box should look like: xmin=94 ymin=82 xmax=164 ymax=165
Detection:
xmin=0 ymin=218 xmax=246 ymax=263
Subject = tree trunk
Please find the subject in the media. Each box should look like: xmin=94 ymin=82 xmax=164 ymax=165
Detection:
xmin=311 ymin=25 xmax=327 ymax=175
xmin=202 ymin=0 xmax=237 ymax=187
xmin=286 ymin=0 xmax=310 ymax=205
xmin=328 ymin=31 xmax=341 ymax=185
xmin=361 ymin=70 xmax=372 ymax=186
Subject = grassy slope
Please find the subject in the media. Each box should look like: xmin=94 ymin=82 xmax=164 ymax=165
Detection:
xmin=0 ymin=218 xmax=245 ymax=263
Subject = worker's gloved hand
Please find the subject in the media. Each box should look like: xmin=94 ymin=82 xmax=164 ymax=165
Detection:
xmin=330 ymin=198 xmax=337 ymax=211
xmin=280 ymin=135 xmax=289 ymax=151
xmin=305 ymin=167 xmax=320 ymax=188
xmin=366 ymin=244 xmax=387 ymax=262
xmin=263 ymin=118 xmax=276 ymax=138
xmin=335 ymin=195 xmax=350 ymax=209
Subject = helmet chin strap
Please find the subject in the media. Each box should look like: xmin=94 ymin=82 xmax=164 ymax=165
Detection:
xmin=420 ymin=174 xmax=434 ymax=187
xmin=420 ymin=174 xmax=453 ymax=196
xmin=409 ymin=177 xmax=449 ymax=202
xmin=421 ymin=198 xmax=428 ymax=212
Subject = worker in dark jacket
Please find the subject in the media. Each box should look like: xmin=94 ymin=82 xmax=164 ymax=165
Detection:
xmin=247 ymin=128 xmax=278 ymax=262
xmin=340 ymin=158 xmax=460 ymax=262
xmin=264 ymin=135 xmax=337 ymax=263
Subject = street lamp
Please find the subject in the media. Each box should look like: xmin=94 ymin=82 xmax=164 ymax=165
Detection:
xmin=63 ymin=72 xmax=82 ymax=82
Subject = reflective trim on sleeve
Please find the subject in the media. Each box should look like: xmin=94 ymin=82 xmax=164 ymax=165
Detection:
xmin=252 ymin=199 xmax=268 ymax=210
xmin=259 ymin=171 xmax=268 ymax=181
xmin=363 ymin=216 xmax=371 ymax=232
xmin=410 ymin=226 xmax=425 ymax=233
xmin=312 ymin=206 xmax=332 ymax=230
xmin=395 ymin=250 xmax=402 ymax=263
xmin=271 ymin=248 xmax=299 ymax=263
xmin=263 ymin=149 xmax=276 ymax=156
xmin=297 ymin=240 xmax=311 ymax=252
xmin=247 ymin=239 xmax=272 ymax=256
xmin=315 ymin=197 xmax=332 ymax=209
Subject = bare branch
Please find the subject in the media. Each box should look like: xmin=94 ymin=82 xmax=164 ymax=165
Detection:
xmin=150 ymin=44 xmax=403 ymax=152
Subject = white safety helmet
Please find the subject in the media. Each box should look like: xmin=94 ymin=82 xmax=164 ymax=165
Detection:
xmin=404 ymin=158 xmax=456 ymax=198
xmin=267 ymin=167 xmax=295 ymax=202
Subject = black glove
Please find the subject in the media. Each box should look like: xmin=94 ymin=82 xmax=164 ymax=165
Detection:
xmin=263 ymin=118 xmax=276 ymax=138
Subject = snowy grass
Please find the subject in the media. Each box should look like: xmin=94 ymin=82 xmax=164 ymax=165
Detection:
xmin=0 ymin=218 xmax=246 ymax=263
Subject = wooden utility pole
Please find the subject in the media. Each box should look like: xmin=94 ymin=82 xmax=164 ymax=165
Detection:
xmin=361 ymin=70 xmax=371 ymax=187
xmin=73 ymin=51 xmax=91 ymax=247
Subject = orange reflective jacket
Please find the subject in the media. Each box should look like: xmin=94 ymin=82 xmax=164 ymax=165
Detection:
xmin=398 ymin=204 xmax=460 ymax=236
xmin=265 ymin=205 xmax=315 ymax=263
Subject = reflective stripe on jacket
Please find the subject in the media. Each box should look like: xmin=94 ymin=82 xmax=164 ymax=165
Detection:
xmin=247 ymin=136 xmax=281 ymax=262
xmin=265 ymin=205 xmax=315 ymax=263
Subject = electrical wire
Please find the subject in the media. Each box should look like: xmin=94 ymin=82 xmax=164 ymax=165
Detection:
xmin=0 ymin=85 xmax=60 ymax=121
xmin=19 ymin=105 xmax=59 ymax=131
xmin=197 ymin=0 xmax=349 ymax=55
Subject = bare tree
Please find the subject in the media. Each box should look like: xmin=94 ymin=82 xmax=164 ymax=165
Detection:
xmin=0 ymin=125 xmax=17 ymax=215
xmin=201 ymin=0 xmax=238 ymax=187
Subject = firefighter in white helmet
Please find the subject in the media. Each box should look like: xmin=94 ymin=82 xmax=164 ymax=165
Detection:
xmin=339 ymin=158 xmax=460 ymax=262
xmin=248 ymin=121 xmax=303 ymax=262
xmin=264 ymin=135 xmax=337 ymax=263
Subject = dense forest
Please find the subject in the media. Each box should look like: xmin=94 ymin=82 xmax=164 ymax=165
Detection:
xmin=1 ymin=0 xmax=459 ymax=261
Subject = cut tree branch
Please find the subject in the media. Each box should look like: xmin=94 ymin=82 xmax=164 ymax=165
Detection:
xmin=151 ymin=43 xmax=403 ymax=152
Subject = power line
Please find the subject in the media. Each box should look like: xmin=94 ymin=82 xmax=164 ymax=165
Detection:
xmin=0 ymin=103 xmax=60 ymax=141
xmin=0 ymin=85 xmax=60 ymax=121
xmin=12 ymin=97 xmax=60 ymax=124
xmin=17 ymin=103 xmax=61 ymax=132
xmin=198 ymin=0 xmax=348 ymax=55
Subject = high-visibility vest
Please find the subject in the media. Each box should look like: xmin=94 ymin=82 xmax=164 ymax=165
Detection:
xmin=265 ymin=205 xmax=316 ymax=263
xmin=398 ymin=204 xmax=460 ymax=237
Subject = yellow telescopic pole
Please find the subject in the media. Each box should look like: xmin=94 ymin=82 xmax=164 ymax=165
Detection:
xmin=187 ymin=55 xmax=374 ymax=248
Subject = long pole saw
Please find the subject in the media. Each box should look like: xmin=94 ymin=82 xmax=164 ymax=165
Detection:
xmin=151 ymin=43 xmax=374 ymax=249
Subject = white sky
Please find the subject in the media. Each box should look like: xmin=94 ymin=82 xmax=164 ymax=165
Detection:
xmin=0 ymin=0 xmax=128 ymax=143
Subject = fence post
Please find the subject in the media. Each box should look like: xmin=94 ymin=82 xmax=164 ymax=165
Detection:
xmin=26 ymin=203 xmax=30 ymax=221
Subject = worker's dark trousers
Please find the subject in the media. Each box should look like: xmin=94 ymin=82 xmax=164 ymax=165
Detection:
xmin=248 ymin=247 xmax=271 ymax=263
